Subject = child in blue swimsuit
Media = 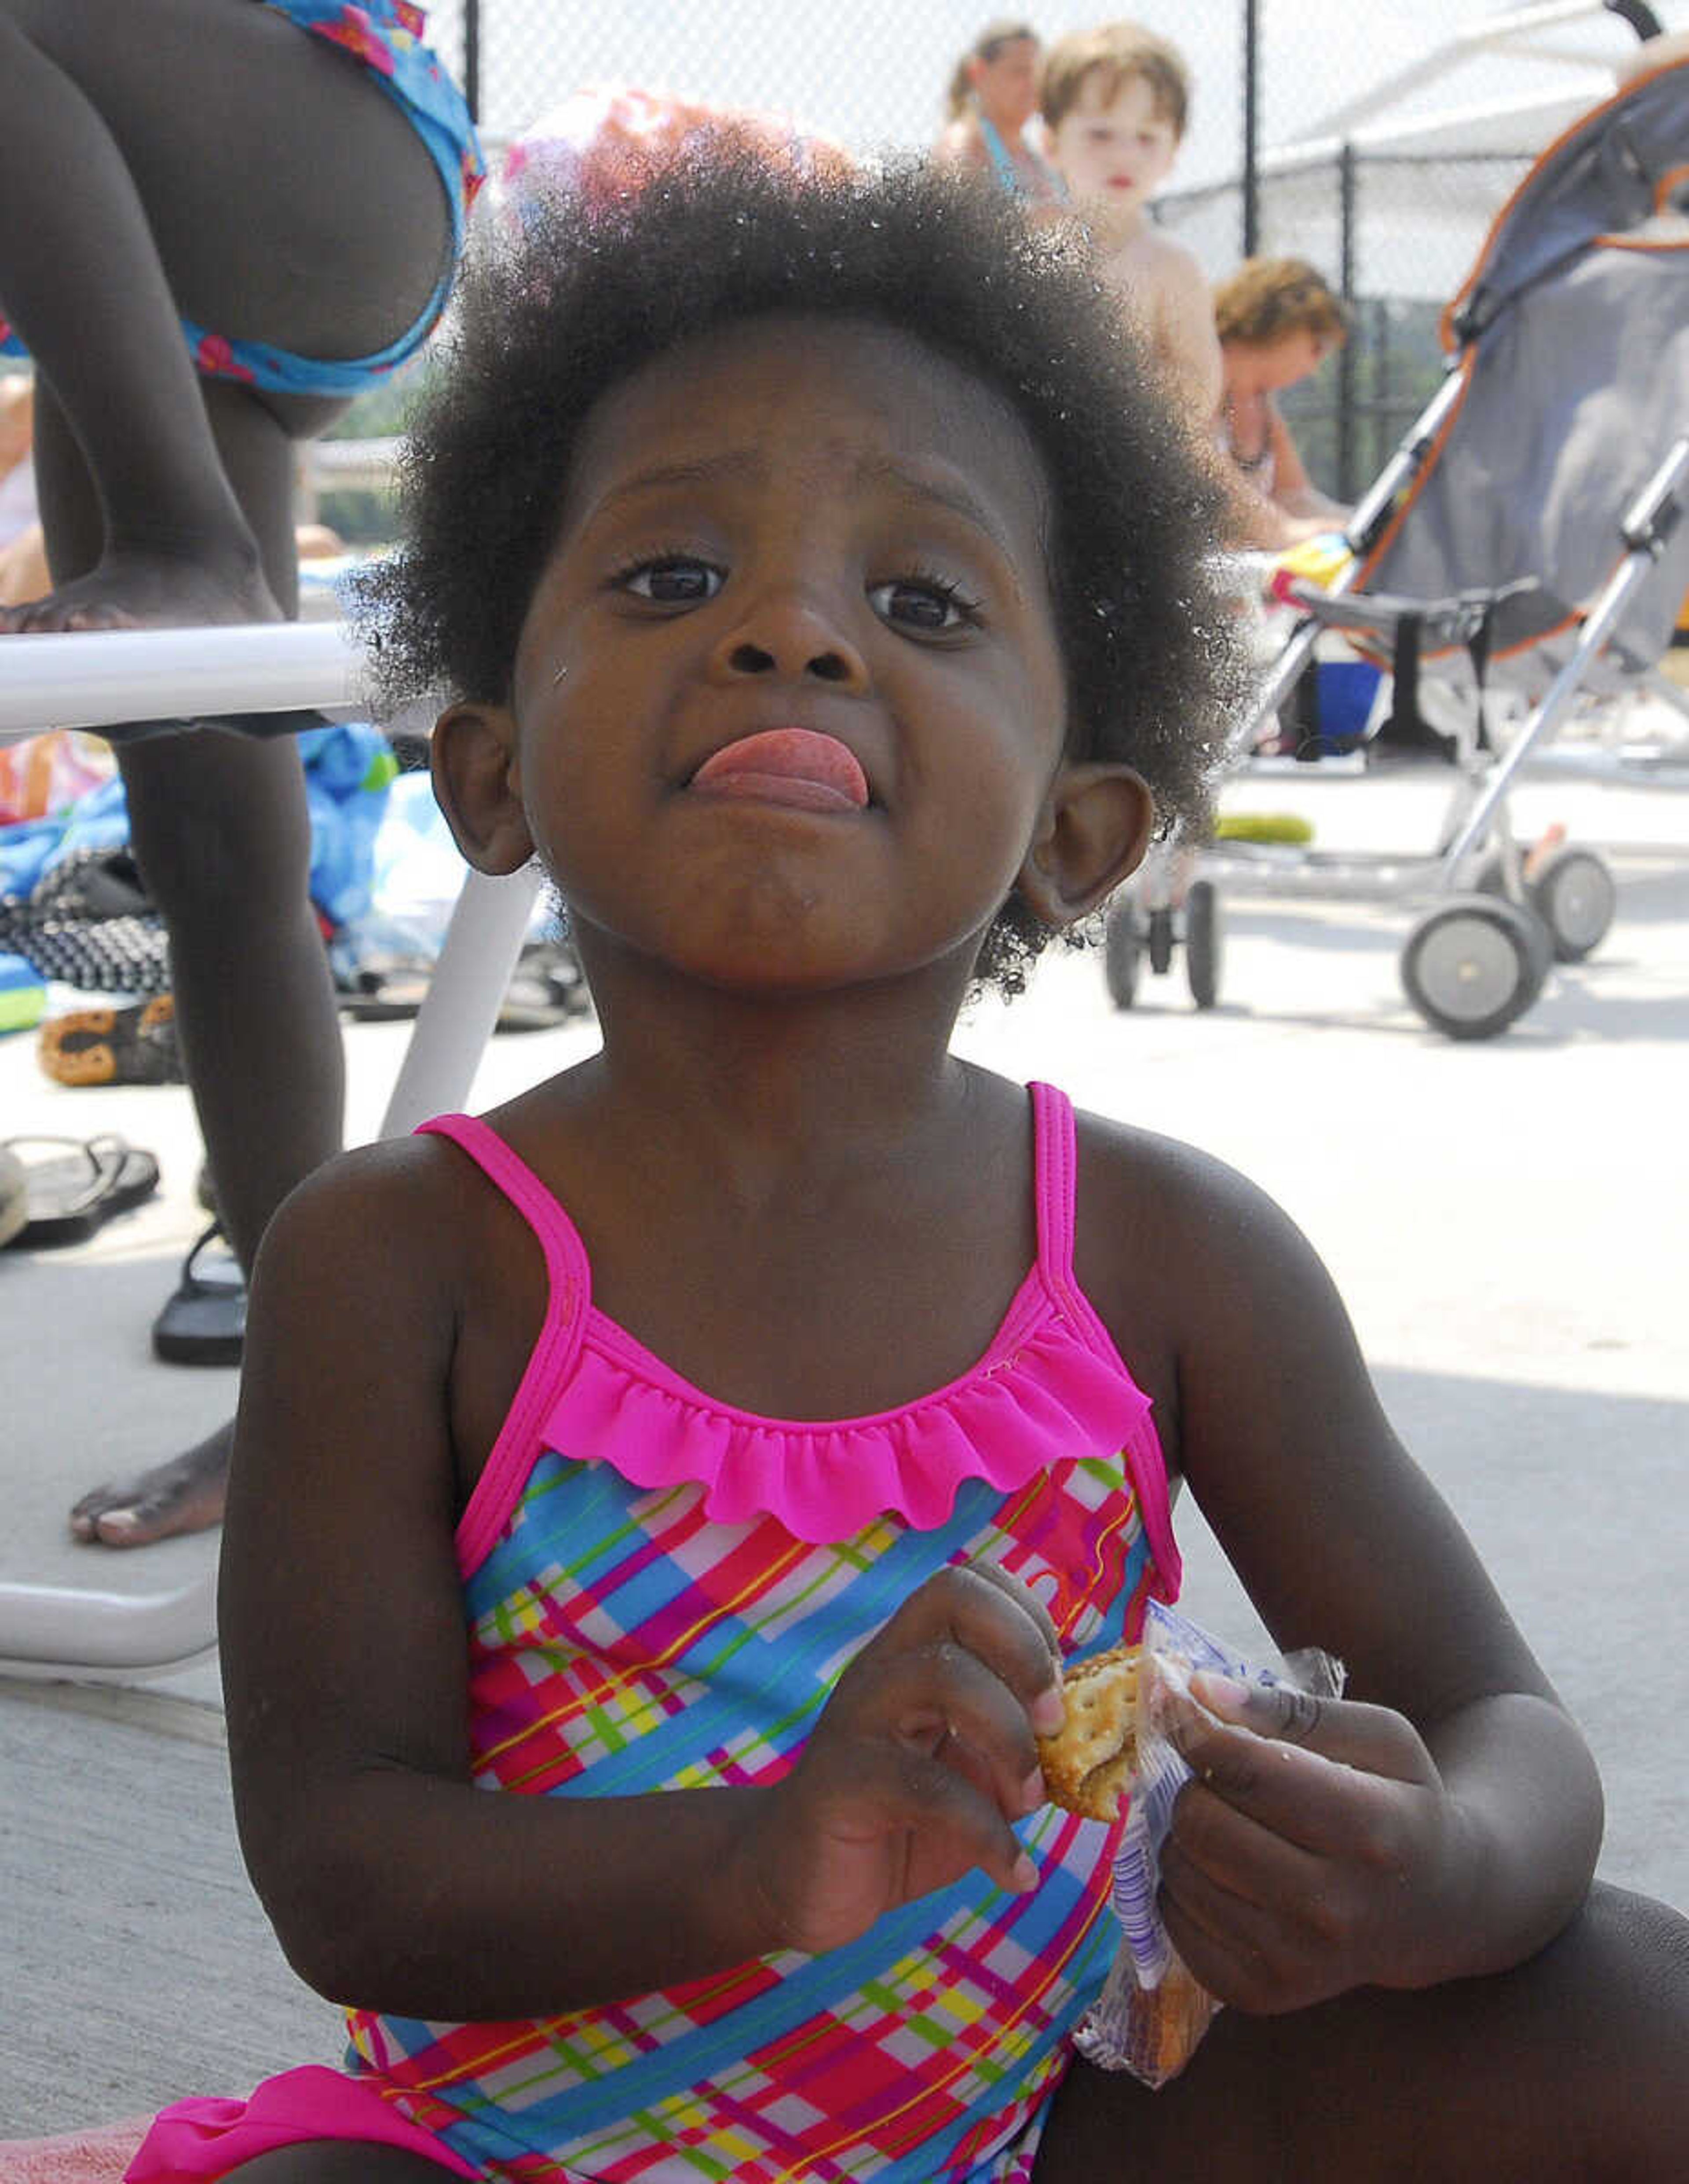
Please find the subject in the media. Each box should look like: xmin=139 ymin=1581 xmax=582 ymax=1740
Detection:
xmin=0 ymin=0 xmax=480 ymax=1547
xmin=124 ymin=152 xmax=1688 ymax=2182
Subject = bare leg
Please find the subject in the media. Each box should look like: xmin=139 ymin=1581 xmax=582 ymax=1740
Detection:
xmin=0 ymin=0 xmax=447 ymax=630
xmin=37 ymin=379 xmax=346 ymax=1545
xmin=1034 ymin=1883 xmax=1689 ymax=2182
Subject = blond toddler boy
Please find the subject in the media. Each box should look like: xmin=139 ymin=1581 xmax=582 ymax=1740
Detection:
xmin=1041 ymin=24 xmax=1221 ymax=439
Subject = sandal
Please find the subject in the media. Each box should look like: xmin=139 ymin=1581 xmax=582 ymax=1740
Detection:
xmin=37 ymin=994 xmax=183 ymax=1087
xmin=151 ymin=1222 xmax=246 ymax=1366
xmin=0 ymin=1133 xmax=161 ymax=1248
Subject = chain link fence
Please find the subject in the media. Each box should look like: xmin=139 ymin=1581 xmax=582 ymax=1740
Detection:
xmin=318 ymin=3 xmax=1679 ymax=526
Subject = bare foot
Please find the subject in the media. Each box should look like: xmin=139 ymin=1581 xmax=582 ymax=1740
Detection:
xmin=69 ymin=1419 xmax=232 ymax=1547
xmin=0 ymin=541 xmax=281 ymax=633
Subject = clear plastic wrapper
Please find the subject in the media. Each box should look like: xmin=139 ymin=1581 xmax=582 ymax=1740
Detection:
xmin=1072 ymin=1598 xmax=1344 ymax=2088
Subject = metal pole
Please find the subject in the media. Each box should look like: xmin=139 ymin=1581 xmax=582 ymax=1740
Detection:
xmin=463 ymin=0 xmax=481 ymax=122
xmin=1242 ymin=0 xmax=1260 ymax=257
xmin=1338 ymin=140 xmax=1357 ymax=500
xmin=0 ymin=621 xmax=366 ymax=735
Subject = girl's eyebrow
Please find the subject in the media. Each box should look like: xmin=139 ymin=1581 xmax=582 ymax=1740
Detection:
xmin=585 ymin=450 xmax=763 ymax=523
xmin=586 ymin=449 xmax=1015 ymax=559
xmin=856 ymin=456 xmax=1016 ymax=558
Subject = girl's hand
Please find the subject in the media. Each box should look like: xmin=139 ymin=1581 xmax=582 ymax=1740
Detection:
xmin=746 ymin=1563 xmax=1065 ymax=1956
xmin=1158 ymin=1673 xmax=1471 ymax=2014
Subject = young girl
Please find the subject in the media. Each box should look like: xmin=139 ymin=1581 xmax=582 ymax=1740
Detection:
xmin=0 ymin=0 xmax=480 ymax=1547
xmin=130 ymin=157 xmax=1687 ymax=2182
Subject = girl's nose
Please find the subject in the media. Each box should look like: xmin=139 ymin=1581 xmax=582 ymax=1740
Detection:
xmin=709 ymin=590 xmax=869 ymax=689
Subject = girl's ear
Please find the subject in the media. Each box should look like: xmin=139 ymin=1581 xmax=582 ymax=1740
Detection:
xmin=430 ymin=701 xmax=536 ymax=876
xmin=1016 ymin=761 xmax=1155 ymax=928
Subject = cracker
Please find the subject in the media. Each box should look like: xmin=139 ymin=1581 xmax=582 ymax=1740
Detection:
xmin=1035 ymin=1642 xmax=1141 ymax=1821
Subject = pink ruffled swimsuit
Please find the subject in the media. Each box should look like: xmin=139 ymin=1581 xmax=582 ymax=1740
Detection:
xmin=130 ymin=1082 xmax=1179 ymax=2184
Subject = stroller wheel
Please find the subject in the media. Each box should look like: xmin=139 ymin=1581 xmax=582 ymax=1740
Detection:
xmin=1148 ymin=906 xmax=1176 ymax=976
xmin=1184 ymin=881 xmax=1223 ymax=1009
xmin=1104 ymin=900 xmax=1143 ymax=1009
xmin=1527 ymin=844 xmax=1616 ymax=962
xmin=1400 ymin=895 xmax=1549 ymax=1040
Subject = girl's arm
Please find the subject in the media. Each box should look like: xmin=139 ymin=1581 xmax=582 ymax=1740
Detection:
xmin=1077 ymin=1121 xmax=1602 ymax=2013
xmin=223 ymin=1150 xmax=1057 ymax=2021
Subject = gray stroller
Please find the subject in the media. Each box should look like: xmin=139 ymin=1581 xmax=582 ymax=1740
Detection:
xmin=1108 ymin=30 xmax=1689 ymax=1039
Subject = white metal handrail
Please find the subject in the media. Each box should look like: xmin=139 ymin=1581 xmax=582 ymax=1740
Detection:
xmin=0 ymin=621 xmax=538 ymax=1680
xmin=0 ymin=619 xmax=366 ymax=736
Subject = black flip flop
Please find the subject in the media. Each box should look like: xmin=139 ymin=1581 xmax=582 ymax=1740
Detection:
xmin=338 ymin=953 xmax=433 ymax=1023
xmin=151 ymin=1222 xmax=246 ymax=1366
xmin=2 ymin=1134 xmax=161 ymax=1247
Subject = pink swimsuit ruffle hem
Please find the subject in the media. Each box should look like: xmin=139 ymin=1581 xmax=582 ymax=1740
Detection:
xmin=545 ymin=1308 xmax=1157 ymax=1543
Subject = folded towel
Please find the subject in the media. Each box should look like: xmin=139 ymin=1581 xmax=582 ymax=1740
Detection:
xmin=0 ymin=2118 xmax=148 ymax=2184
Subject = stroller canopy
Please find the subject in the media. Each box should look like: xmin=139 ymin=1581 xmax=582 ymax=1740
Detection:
xmin=1360 ymin=52 xmax=1689 ymax=681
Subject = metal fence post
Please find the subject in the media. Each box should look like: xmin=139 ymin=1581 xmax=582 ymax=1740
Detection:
xmin=1241 ymin=0 xmax=1260 ymax=257
xmin=1338 ymin=138 xmax=1357 ymax=499
xmin=463 ymin=0 xmax=481 ymax=123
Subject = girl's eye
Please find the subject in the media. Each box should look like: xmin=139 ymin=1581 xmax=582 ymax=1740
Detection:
xmin=619 ymin=556 xmax=723 ymax=605
xmin=868 ymin=577 xmax=978 ymax=634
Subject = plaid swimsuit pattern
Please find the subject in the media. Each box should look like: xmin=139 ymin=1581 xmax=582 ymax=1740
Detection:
xmin=128 ymin=1083 xmax=1182 ymax=2184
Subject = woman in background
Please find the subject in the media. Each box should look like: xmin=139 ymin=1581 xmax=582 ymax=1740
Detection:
xmin=936 ymin=18 xmax=1063 ymax=208
xmin=1214 ymin=255 xmax=1351 ymax=548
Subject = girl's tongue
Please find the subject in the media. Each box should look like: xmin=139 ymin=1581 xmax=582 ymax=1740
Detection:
xmin=690 ymin=728 xmax=869 ymax=812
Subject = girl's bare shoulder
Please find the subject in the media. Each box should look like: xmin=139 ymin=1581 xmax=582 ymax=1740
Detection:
xmin=1069 ymin=1107 xmax=1338 ymax=1367
xmin=252 ymin=1123 xmax=529 ymax=1336
xmin=1071 ymin=1105 xmax=1291 ymax=1260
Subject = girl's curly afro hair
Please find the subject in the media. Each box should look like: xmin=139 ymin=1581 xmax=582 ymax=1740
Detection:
xmin=356 ymin=150 xmax=1245 ymax=994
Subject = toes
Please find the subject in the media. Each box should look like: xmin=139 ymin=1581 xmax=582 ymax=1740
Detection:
xmin=64 ymin=603 xmax=140 ymax=632
xmin=71 ymin=1475 xmax=227 ymax=1547
xmin=68 ymin=1487 xmax=119 ymax=1537
xmin=89 ymin=1504 xmax=160 ymax=1548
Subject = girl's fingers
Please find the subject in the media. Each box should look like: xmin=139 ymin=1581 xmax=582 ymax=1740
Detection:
xmin=1158 ymin=1851 xmax=1335 ymax=2016
xmin=869 ymin=1742 xmax=1041 ymax=1897
xmin=1168 ymin=1682 xmax=1438 ymax=1854
xmin=1163 ymin=1778 xmax=1327 ymax=1914
xmin=872 ymin=1563 xmax=1064 ymax=1735
xmin=855 ymin=1643 xmax=1047 ymax=1820
xmin=1187 ymin=1676 xmax=1433 ymax=1779
xmin=963 ymin=1557 xmax=1063 ymax=1663
xmin=1171 ymin=1716 xmax=1426 ymax=1866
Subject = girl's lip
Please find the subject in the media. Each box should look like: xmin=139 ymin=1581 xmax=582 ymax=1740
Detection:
xmin=688 ymin=728 xmax=870 ymax=812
